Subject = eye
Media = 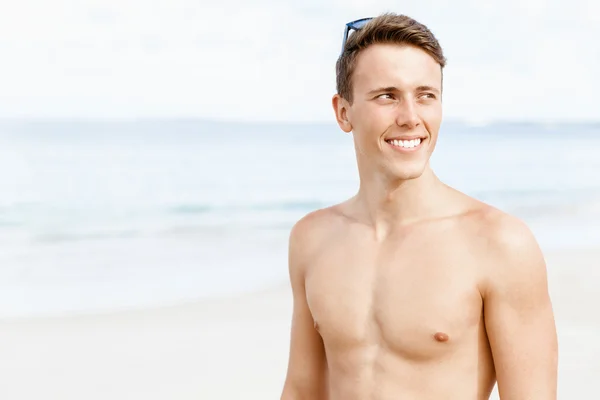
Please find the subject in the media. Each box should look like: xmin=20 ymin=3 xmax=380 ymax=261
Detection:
xmin=420 ymin=93 xmax=437 ymax=100
xmin=377 ymin=93 xmax=395 ymax=100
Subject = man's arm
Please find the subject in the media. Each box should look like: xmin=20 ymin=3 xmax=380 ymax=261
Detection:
xmin=483 ymin=215 xmax=558 ymax=399
xmin=280 ymin=217 xmax=328 ymax=400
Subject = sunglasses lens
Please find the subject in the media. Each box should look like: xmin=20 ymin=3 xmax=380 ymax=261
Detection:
xmin=349 ymin=18 xmax=371 ymax=29
xmin=341 ymin=17 xmax=373 ymax=55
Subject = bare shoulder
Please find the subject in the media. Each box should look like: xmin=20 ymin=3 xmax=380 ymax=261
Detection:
xmin=290 ymin=206 xmax=337 ymax=242
xmin=465 ymin=204 xmax=558 ymax=397
xmin=289 ymin=205 xmax=346 ymax=250
xmin=466 ymin=202 xmax=548 ymax=295
xmin=470 ymin=203 xmax=540 ymax=252
xmin=288 ymin=203 xmax=349 ymax=277
xmin=480 ymin=206 xmax=542 ymax=259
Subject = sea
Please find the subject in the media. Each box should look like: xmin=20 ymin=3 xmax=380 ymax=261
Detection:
xmin=0 ymin=119 xmax=599 ymax=318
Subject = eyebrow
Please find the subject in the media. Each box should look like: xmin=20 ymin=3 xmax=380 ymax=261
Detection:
xmin=367 ymin=85 xmax=440 ymax=95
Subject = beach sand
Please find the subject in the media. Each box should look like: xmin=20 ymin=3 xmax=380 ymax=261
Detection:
xmin=0 ymin=247 xmax=598 ymax=399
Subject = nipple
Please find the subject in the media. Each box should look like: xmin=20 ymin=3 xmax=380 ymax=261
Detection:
xmin=433 ymin=332 xmax=449 ymax=342
xmin=314 ymin=320 xmax=320 ymax=332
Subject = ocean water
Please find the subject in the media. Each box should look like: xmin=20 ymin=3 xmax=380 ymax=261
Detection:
xmin=0 ymin=119 xmax=599 ymax=318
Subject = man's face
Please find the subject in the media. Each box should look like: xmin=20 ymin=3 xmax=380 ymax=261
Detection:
xmin=334 ymin=43 xmax=443 ymax=181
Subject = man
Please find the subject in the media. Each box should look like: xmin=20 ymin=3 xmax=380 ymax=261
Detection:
xmin=280 ymin=13 xmax=558 ymax=400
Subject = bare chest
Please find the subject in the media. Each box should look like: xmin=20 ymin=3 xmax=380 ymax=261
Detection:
xmin=305 ymin=232 xmax=485 ymax=361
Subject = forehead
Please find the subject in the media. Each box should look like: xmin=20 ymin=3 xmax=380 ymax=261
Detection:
xmin=352 ymin=43 xmax=442 ymax=92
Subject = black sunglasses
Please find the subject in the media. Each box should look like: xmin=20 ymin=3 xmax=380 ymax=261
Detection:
xmin=341 ymin=17 xmax=373 ymax=55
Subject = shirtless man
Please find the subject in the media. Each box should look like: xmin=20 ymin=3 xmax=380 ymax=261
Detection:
xmin=280 ymin=13 xmax=558 ymax=400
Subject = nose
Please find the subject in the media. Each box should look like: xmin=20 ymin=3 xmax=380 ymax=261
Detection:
xmin=395 ymin=98 xmax=421 ymax=129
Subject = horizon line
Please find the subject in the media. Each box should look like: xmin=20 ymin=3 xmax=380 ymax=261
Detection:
xmin=0 ymin=116 xmax=599 ymax=126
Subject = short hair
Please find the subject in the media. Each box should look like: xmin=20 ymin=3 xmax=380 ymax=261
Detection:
xmin=335 ymin=13 xmax=447 ymax=103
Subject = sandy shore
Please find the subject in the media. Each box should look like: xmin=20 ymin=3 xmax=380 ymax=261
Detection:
xmin=0 ymin=247 xmax=598 ymax=399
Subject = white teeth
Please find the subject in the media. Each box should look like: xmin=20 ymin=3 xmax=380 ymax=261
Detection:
xmin=388 ymin=138 xmax=422 ymax=149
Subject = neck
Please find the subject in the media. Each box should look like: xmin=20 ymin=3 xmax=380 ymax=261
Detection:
xmin=352 ymin=164 xmax=449 ymax=237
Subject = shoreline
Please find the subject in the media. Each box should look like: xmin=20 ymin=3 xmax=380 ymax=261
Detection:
xmin=0 ymin=246 xmax=597 ymax=399
xmin=0 ymin=244 xmax=593 ymax=323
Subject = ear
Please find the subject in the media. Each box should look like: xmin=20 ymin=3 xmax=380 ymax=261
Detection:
xmin=332 ymin=94 xmax=352 ymax=133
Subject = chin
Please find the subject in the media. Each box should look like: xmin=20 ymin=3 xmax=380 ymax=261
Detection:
xmin=387 ymin=162 xmax=427 ymax=181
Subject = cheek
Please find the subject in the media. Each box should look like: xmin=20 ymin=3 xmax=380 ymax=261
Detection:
xmin=421 ymin=108 xmax=442 ymax=136
xmin=422 ymin=104 xmax=442 ymax=125
xmin=353 ymin=105 xmax=391 ymax=134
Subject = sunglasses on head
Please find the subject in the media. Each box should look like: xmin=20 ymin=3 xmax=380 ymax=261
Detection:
xmin=341 ymin=17 xmax=373 ymax=55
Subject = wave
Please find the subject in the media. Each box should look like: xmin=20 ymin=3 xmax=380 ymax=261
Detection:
xmin=7 ymin=191 xmax=600 ymax=246
xmin=33 ymin=230 xmax=141 ymax=244
xmin=168 ymin=200 xmax=325 ymax=215
xmin=169 ymin=204 xmax=212 ymax=214
xmin=0 ymin=220 xmax=22 ymax=227
xmin=27 ymin=218 xmax=297 ymax=245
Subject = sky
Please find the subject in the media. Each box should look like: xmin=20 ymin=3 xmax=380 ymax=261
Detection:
xmin=0 ymin=0 xmax=598 ymax=123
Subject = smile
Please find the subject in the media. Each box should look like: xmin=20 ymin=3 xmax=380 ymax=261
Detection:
xmin=385 ymin=138 xmax=424 ymax=152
